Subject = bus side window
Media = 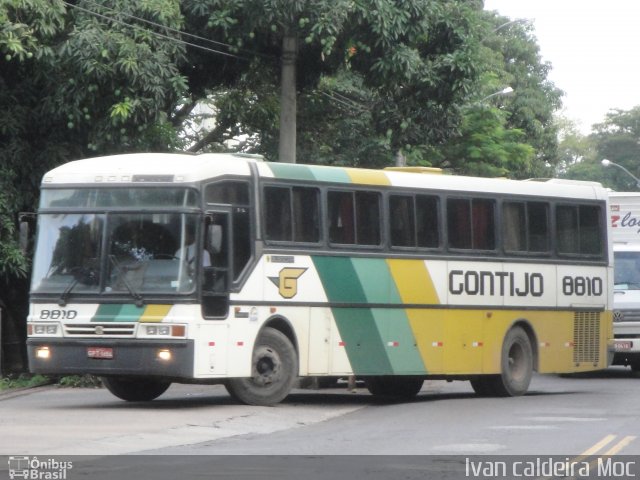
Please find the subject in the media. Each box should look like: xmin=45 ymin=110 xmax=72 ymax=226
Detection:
xmin=416 ymin=195 xmax=439 ymax=248
xmin=390 ymin=195 xmax=415 ymax=247
xmin=558 ymin=204 xmax=603 ymax=256
xmin=264 ymin=186 xmax=292 ymax=241
xmin=263 ymin=186 xmax=320 ymax=243
xmin=579 ymin=205 xmax=602 ymax=255
xmin=503 ymin=202 xmax=527 ymax=252
xmin=355 ymin=192 xmax=381 ymax=246
xmin=447 ymin=198 xmax=472 ymax=249
xmin=328 ymin=191 xmax=355 ymax=244
xmin=556 ymin=205 xmax=580 ymax=254
xmin=232 ymin=206 xmax=251 ymax=279
xmin=447 ymin=198 xmax=495 ymax=250
xmin=528 ymin=202 xmax=550 ymax=252
xmin=205 ymin=181 xmax=250 ymax=205
xmin=292 ymin=187 xmax=320 ymax=242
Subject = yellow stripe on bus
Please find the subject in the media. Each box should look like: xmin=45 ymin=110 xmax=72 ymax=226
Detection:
xmin=139 ymin=304 xmax=172 ymax=323
xmin=345 ymin=168 xmax=391 ymax=185
xmin=386 ymin=259 xmax=440 ymax=305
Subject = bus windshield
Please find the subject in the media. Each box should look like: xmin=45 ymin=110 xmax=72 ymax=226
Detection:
xmin=31 ymin=212 xmax=203 ymax=297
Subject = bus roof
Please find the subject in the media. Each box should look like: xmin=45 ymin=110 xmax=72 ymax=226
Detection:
xmin=42 ymin=153 xmax=606 ymax=200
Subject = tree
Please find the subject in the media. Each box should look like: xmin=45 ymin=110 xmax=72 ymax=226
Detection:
xmin=435 ymin=106 xmax=534 ymax=177
xmin=460 ymin=11 xmax=563 ymax=178
xmin=180 ymin=0 xmax=482 ymax=164
xmin=0 ymin=0 xmax=188 ymax=372
xmin=563 ymin=107 xmax=640 ymax=190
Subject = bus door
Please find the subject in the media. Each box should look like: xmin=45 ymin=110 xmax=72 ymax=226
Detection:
xmin=202 ymin=209 xmax=232 ymax=318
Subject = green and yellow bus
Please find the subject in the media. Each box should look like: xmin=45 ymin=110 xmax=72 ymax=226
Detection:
xmin=27 ymin=153 xmax=613 ymax=405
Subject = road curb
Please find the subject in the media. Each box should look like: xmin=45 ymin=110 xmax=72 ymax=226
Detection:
xmin=0 ymin=382 xmax=57 ymax=401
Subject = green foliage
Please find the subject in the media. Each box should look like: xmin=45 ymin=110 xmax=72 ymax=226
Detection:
xmin=0 ymin=373 xmax=51 ymax=391
xmin=439 ymin=107 xmax=534 ymax=177
xmin=57 ymin=374 xmax=103 ymax=388
xmin=181 ymin=0 xmax=481 ymax=164
xmin=0 ymin=0 xmax=189 ymax=372
xmin=464 ymin=11 xmax=563 ymax=177
xmin=562 ymin=107 xmax=640 ymax=190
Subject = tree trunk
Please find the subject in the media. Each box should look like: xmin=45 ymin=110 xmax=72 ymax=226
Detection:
xmin=279 ymin=34 xmax=297 ymax=164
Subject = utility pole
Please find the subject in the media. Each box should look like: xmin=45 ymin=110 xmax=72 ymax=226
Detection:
xmin=279 ymin=34 xmax=297 ymax=163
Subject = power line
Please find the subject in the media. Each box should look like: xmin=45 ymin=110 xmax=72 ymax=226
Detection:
xmin=62 ymin=1 xmax=252 ymax=61
xmin=80 ymin=0 xmax=273 ymax=60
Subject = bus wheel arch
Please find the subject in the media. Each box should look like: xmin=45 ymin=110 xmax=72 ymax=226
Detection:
xmin=225 ymin=317 xmax=299 ymax=406
xmin=262 ymin=315 xmax=299 ymax=356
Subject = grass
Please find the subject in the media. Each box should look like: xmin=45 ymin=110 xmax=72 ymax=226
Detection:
xmin=0 ymin=374 xmax=52 ymax=391
xmin=0 ymin=374 xmax=102 ymax=391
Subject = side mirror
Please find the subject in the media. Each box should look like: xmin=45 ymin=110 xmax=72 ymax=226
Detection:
xmin=18 ymin=212 xmax=35 ymax=254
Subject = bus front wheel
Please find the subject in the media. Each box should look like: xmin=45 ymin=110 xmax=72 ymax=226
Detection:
xmin=365 ymin=376 xmax=424 ymax=400
xmin=225 ymin=327 xmax=298 ymax=406
xmin=470 ymin=326 xmax=533 ymax=397
xmin=101 ymin=376 xmax=171 ymax=401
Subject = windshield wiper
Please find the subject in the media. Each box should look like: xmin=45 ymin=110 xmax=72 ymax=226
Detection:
xmin=109 ymin=255 xmax=144 ymax=307
xmin=58 ymin=267 xmax=98 ymax=306
xmin=58 ymin=277 xmax=79 ymax=306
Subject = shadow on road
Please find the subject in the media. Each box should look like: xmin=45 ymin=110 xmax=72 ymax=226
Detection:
xmin=50 ymin=366 xmax=639 ymax=410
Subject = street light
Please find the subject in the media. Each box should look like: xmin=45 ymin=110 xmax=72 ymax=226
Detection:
xmin=481 ymin=86 xmax=514 ymax=103
xmin=492 ymin=18 xmax=532 ymax=33
xmin=601 ymin=159 xmax=640 ymax=188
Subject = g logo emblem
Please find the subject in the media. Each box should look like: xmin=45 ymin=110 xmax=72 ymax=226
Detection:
xmin=269 ymin=268 xmax=307 ymax=299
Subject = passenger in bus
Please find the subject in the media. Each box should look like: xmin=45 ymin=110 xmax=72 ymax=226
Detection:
xmin=175 ymin=225 xmax=211 ymax=273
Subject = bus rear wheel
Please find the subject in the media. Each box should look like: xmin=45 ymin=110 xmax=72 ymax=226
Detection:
xmin=365 ymin=376 xmax=424 ymax=400
xmin=225 ymin=327 xmax=298 ymax=406
xmin=101 ymin=376 xmax=171 ymax=401
xmin=470 ymin=326 xmax=533 ymax=397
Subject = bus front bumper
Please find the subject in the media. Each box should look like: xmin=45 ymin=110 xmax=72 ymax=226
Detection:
xmin=27 ymin=338 xmax=194 ymax=379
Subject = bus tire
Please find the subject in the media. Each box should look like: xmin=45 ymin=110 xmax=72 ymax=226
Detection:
xmin=470 ymin=376 xmax=498 ymax=396
xmin=225 ymin=327 xmax=298 ymax=406
xmin=475 ymin=326 xmax=533 ymax=397
xmin=101 ymin=376 xmax=171 ymax=401
xmin=365 ymin=376 xmax=424 ymax=400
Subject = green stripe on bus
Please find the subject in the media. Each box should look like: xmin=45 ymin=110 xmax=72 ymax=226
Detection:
xmin=312 ymin=256 xmax=426 ymax=374
xmin=91 ymin=304 xmax=144 ymax=322
xmin=267 ymin=163 xmax=316 ymax=181
xmin=331 ymin=307 xmax=394 ymax=375
xmin=313 ymin=257 xmax=390 ymax=374
xmin=267 ymin=162 xmax=352 ymax=183
xmin=350 ymin=257 xmax=402 ymax=304
xmin=308 ymin=166 xmax=351 ymax=183
xmin=371 ymin=308 xmax=427 ymax=374
xmin=312 ymin=256 xmax=368 ymax=303
xmin=350 ymin=259 xmax=426 ymax=373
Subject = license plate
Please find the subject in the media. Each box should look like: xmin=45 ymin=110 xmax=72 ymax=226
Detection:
xmin=614 ymin=341 xmax=632 ymax=351
xmin=87 ymin=347 xmax=114 ymax=359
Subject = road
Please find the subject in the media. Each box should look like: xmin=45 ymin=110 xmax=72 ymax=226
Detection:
xmin=1 ymin=368 xmax=639 ymax=478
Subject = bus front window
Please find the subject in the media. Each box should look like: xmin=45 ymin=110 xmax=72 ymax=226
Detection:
xmin=31 ymin=212 xmax=202 ymax=296
xmin=106 ymin=213 xmax=199 ymax=294
xmin=31 ymin=214 xmax=103 ymax=294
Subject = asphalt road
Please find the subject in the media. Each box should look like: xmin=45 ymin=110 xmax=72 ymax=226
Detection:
xmin=1 ymin=368 xmax=639 ymax=479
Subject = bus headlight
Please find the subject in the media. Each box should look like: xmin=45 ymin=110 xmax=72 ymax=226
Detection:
xmin=35 ymin=346 xmax=51 ymax=359
xmin=157 ymin=349 xmax=172 ymax=361
xmin=29 ymin=323 xmax=59 ymax=336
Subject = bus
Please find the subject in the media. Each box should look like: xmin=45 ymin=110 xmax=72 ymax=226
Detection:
xmin=26 ymin=153 xmax=613 ymax=405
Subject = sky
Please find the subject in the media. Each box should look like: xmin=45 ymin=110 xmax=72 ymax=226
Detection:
xmin=483 ymin=0 xmax=640 ymax=134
